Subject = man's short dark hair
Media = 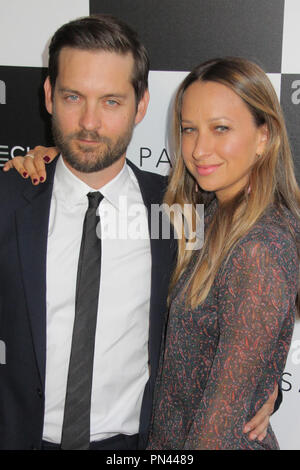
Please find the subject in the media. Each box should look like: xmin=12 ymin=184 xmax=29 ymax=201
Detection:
xmin=48 ymin=14 xmax=149 ymax=103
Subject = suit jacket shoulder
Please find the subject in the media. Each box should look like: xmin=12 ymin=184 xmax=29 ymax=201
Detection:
xmin=126 ymin=159 xmax=168 ymax=205
xmin=0 ymin=159 xmax=57 ymax=213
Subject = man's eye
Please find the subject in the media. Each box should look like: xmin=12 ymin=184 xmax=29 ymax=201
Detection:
xmin=106 ymin=99 xmax=118 ymax=106
xmin=65 ymin=95 xmax=79 ymax=102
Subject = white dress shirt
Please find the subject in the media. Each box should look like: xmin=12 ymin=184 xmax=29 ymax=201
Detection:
xmin=43 ymin=156 xmax=151 ymax=443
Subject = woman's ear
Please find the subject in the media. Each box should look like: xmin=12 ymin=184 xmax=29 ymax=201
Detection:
xmin=257 ymin=123 xmax=269 ymax=155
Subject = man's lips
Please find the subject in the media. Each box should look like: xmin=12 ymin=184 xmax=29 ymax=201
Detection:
xmin=77 ymin=138 xmax=100 ymax=145
xmin=195 ymin=164 xmax=222 ymax=176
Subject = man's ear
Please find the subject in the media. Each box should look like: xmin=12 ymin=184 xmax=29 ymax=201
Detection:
xmin=44 ymin=76 xmax=53 ymax=115
xmin=135 ymin=89 xmax=150 ymax=125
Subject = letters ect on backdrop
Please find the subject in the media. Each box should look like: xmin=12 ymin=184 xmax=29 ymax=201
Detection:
xmin=0 ymin=0 xmax=299 ymax=449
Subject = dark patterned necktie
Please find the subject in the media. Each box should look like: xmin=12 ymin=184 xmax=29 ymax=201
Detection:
xmin=61 ymin=191 xmax=103 ymax=450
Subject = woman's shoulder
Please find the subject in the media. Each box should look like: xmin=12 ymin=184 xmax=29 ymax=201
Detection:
xmin=230 ymin=205 xmax=300 ymax=273
xmin=216 ymin=206 xmax=299 ymax=299
xmin=244 ymin=205 xmax=299 ymax=249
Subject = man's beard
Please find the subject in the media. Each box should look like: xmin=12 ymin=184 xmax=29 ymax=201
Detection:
xmin=51 ymin=113 xmax=135 ymax=173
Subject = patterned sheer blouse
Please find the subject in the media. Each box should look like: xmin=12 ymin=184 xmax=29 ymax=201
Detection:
xmin=147 ymin=200 xmax=299 ymax=450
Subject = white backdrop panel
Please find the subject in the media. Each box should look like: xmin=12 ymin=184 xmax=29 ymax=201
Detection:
xmin=0 ymin=0 xmax=89 ymax=67
xmin=281 ymin=0 xmax=300 ymax=73
xmin=127 ymin=71 xmax=187 ymax=175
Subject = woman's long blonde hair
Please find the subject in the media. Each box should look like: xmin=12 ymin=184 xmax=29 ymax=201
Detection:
xmin=165 ymin=57 xmax=300 ymax=310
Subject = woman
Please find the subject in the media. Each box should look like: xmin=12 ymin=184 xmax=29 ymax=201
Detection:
xmin=4 ymin=58 xmax=299 ymax=449
xmin=146 ymin=58 xmax=300 ymax=449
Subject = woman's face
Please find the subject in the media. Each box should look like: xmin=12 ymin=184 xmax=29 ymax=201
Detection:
xmin=181 ymin=80 xmax=268 ymax=202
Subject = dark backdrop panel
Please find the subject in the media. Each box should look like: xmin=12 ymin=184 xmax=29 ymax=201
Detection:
xmin=0 ymin=67 xmax=52 ymax=162
xmin=90 ymin=0 xmax=284 ymax=72
xmin=281 ymin=74 xmax=300 ymax=183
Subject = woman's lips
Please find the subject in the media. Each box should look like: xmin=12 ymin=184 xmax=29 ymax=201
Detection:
xmin=196 ymin=164 xmax=222 ymax=176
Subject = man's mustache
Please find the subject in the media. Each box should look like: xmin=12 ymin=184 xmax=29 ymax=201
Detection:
xmin=69 ymin=130 xmax=111 ymax=144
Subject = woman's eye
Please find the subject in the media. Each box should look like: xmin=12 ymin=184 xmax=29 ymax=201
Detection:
xmin=215 ymin=125 xmax=229 ymax=133
xmin=181 ymin=127 xmax=195 ymax=134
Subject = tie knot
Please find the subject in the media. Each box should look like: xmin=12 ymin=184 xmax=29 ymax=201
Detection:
xmin=87 ymin=191 xmax=103 ymax=209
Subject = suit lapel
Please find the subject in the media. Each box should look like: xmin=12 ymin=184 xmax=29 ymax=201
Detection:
xmin=126 ymin=160 xmax=173 ymax=368
xmin=15 ymin=162 xmax=57 ymax=387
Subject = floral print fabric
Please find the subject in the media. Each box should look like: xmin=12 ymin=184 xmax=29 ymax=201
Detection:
xmin=147 ymin=202 xmax=299 ymax=450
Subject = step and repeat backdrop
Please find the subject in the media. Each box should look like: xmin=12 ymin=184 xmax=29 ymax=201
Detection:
xmin=0 ymin=0 xmax=299 ymax=450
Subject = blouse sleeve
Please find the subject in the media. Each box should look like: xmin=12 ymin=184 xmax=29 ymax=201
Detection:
xmin=183 ymin=236 xmax=297 ymax=450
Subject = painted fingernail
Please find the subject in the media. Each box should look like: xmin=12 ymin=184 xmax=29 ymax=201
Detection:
xmin=23 ymin=172 xmax=28 ymax=178
xmin=43 ymin=156 xmax=50 ymax=163
xmin=40 ymin=176 xmax=44 ymax=182
xmin=33 ymin=178 xmax=38 ymax=184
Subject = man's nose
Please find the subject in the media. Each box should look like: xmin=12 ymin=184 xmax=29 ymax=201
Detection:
xmin=79 ymin=103 xmax=101 ymax=131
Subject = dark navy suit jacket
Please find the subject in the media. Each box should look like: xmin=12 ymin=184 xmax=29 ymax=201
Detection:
xmin=0 ymin=159 xmax=176 ymax=450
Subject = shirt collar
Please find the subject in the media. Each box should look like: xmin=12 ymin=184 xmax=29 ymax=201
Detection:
xmin=100 ymin=160 xmax=130 ymax=210
xmin=53 ymin=155 xmax=130 ymax=210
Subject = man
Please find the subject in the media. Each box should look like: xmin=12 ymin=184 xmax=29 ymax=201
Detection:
xmin=1 ymin=15 xmax=279 ymax=450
